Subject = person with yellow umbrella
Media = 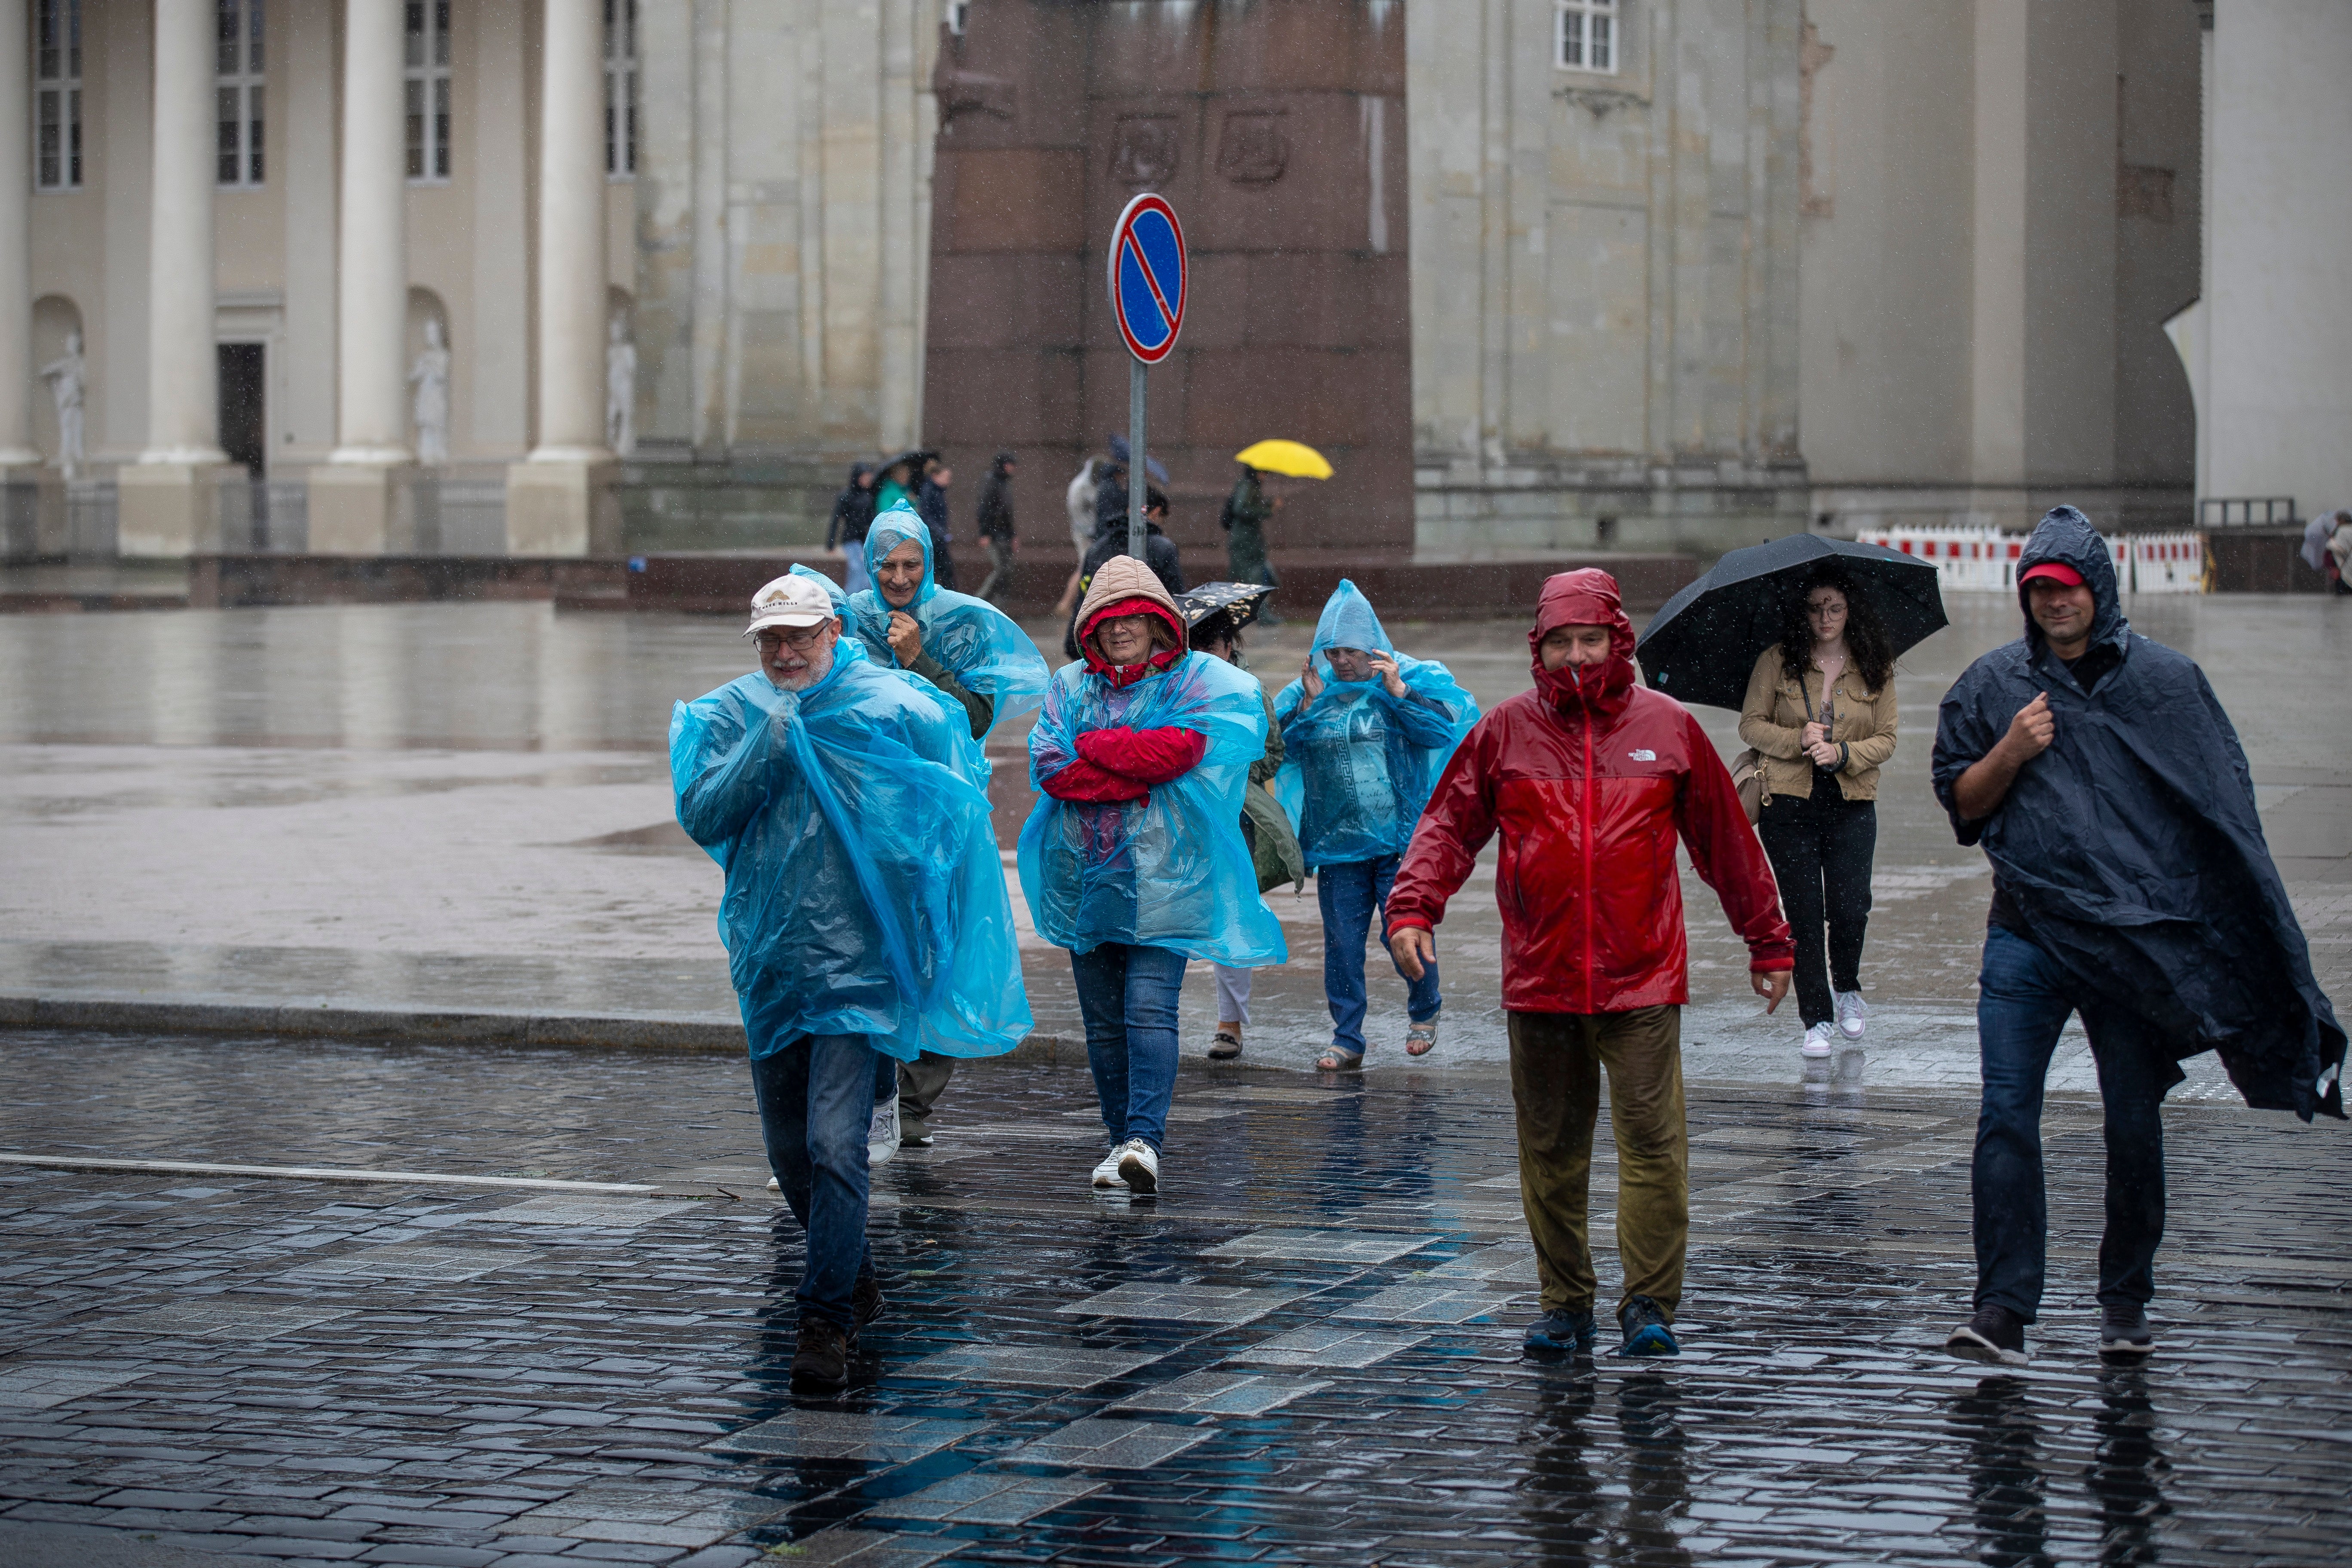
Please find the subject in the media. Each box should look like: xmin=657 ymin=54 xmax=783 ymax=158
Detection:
xmin=1225 ymin=441 xmax=1333 ymax=622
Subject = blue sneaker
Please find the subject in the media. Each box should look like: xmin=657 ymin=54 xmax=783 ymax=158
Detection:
xmin=1615 ymin=1295 xmax=1680 ymax=1357
xmin=1522 ymin=1308 xmax=1597 ymax=1357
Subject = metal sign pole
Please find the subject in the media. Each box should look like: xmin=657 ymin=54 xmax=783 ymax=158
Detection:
xmin=1127 ymin=358 xmax=1147 ymax=565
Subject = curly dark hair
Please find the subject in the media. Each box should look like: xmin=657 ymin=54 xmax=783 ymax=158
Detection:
xmin=1778 ymin=567 xmax=1894 ymax=693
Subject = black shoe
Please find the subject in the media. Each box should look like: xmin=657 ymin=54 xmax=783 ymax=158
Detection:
xmin=1947 ymin=1303 xmax=2030 ymax=1366
xmin=900 ymin=1127 xmax=934 ymax=1148
xmin=791 ymin=1315 xmax=851 ymax=1390
xmin=1615 ymin=1295 xmax=1680 ymax=1357
xmin=852 ymin=1272 xmax=886 ymax=1338
xmin=2099 ymin=1303 xmax=2153 ymax=1359
xmin=1522 ymin=1308 xmax=1598 ymax=1358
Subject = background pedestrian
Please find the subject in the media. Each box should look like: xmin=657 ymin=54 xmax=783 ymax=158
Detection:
xmin=1273 ymin=580 xmax=1477 ymax=1069
xmin=1066 ymin=490 xmax=1185 ymax=660
xmin=975 ymin=452 xmax=1019 ymax=604
xmin=828 ymin=462 xmax=877 ymax=594
xmin=1222 ymin=464 xmax=1282 ymax=622
xmin=1180 ymin=585 xmax=1302 ymax=1061
xmin=1738 ymin=566 xmax=1899 ymax=1058
xmin=918 ymin=460 xmax=958 ymax=592
xmin=1020 ymin=557 xmax=1286 ymax=1195
xmin=1056 ymin=456 xmax=1103 ymax=620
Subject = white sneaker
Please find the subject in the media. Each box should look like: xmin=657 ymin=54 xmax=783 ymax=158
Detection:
xmin=1801 ymin=1023 xmax=1835 ymax=1058
xmin=868 ymin=1098 xmax=900 ymax=1169
xmin=766 ymin=1175 xmax=780 ymax=1192
xmin=1835 ymin=990 xmax=1868 ymax=1041
xmin=1090 ymin=1148 xmax=1127 ymax=1189
xmin=1115 ymin=1138 xmax=1160 ymax=1195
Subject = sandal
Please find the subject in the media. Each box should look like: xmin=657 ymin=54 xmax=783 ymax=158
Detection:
xmin=1406 ymin=1017 xmax=1440 ymax=1058
xmin=1207 ymin=1029 xmax=1243 ymax=1061
xmin=1316 ymin=1046 xmax=1365 ymax=1071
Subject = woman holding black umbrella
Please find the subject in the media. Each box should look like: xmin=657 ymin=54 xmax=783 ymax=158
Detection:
xmin=1737 ymin=567 xmax=1899 ymax=1058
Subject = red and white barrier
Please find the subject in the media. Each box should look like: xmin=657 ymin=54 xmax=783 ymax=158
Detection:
xmin=1853 ymin=527 xmax=2200 ymax=594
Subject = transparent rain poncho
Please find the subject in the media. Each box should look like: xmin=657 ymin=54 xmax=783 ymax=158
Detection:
xmin=670 ymin=637 xmax=1032 ymax=1063
xmin=1272 ymin=579 xmax=1480 ymax=869
xmin=844 ymin=503 xmax=1050 ymax=732
xmin=1017 ymin=652 xmax=1289 ymax=967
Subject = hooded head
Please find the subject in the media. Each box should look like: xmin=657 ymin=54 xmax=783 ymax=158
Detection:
xmin=2015 ymin=505 xmax=2126 ymax=653
xmin=864 ymin=501 xmax=937 ymax=610
xmin=1307 ymin=580 xmax=1396 ymax=686
xmin=1529 ymin=569 xmax=1638 ymax=717
xmin=1075 ymin=554 xmax=1187 ymax=687
xmin=845 ymin=461 xmax=874 ymax=489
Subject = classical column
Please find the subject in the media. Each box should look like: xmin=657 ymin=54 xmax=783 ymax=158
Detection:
xmin=508 ymin=0 xmax=616 ymax=555
xmin=309 ymin=0 xmax=416 ymax=554
xmin=0 ymin=0 xmax=36 ymax=467
xmin=119 ymin=0 xmax=238 ymax=557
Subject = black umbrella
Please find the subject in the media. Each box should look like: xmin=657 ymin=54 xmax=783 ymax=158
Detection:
xmin=1635 ymin=534 xmax=1947 ymax=711
xmin=1176 ymin=581 xmax=1275 ymax=643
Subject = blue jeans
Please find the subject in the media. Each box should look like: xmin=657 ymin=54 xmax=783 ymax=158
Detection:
xmin=1972 ymin=926 xmax=2169 ymax=1321
xmin=749 ymin=1032 xmax=878 ymax=1331
xmin=1069 ymin=943 xmax=1186 ymax=1151
xmin=1318 ymin=855 xmax=1441 ymax=1056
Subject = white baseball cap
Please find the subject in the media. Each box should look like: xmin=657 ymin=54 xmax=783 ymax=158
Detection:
xmin=744 ymin=573 xmax=839 ymax=637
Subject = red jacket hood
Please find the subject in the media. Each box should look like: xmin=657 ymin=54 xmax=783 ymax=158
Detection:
xmin=1529 ymin=569 xmax=1638 ymax=719
xmin=1080 ymin=594 xmax=1187 ymax=688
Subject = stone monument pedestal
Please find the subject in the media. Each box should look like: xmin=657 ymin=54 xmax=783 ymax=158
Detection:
xmin=0 ymin=465 xmax=65 ymax=560
xmin=117 ymin=462 xmax=245 ymax=558
xmin=505 ymin=457 xmax=621 ymax=557
xmin=307 ymin=463 xmax=421 ymax=555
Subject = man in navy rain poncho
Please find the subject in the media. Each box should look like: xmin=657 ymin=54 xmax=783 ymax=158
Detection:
xmin=671 ymin=572 xmax=1030 ymax=1390
xmin=1933 ymin=505 xmax=2344 ymax=1368
xmin=1274 ymin=580 xmax=1478 ymax=1069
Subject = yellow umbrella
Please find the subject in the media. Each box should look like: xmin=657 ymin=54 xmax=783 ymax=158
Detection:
xmin=1233 ymin=439 xmax=1334 ymax=481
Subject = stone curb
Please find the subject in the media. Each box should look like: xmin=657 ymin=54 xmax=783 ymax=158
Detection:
xmin=0 ymin=992 xmax=1315 ymax=1080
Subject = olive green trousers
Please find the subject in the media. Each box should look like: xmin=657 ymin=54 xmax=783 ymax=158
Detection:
xmin=1507 ymin=1006 xmax=1689 ymax=1320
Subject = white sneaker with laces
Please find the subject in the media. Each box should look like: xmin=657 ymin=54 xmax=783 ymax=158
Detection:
xmin=1115 ymin=1138 xmax=1160 ymax=1195
xmin=1801 ymin=1023 xmax=1835 ymax=1058
xmin=868 ymin=1098 xmax=900 ymax=1169
xmin=1090 ymin=1148 xmax=1127 ymax=1189
xmin=1835 ymin=990 xmax=1868 ymax=1040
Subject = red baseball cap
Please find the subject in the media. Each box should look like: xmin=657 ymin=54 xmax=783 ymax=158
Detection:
xmin=2018 ymin=561 xmax=2084 ymax=588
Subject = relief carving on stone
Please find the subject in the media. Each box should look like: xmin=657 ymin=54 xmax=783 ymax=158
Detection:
xmin=1215 ymin=110 xmax=1290 ymax=185
xmin=1111 ymin=116 xmax=1181 ymax=185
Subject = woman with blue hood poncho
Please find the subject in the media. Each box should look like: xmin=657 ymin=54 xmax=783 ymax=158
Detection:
xmin=844 ymin=501 xmax=1051 ymax=1154
xmin=1020 ymin=555 xmax=1288 ymax=1196
xmin=1273 ymin=580 xmax=1479 ymax=1069
xmin=669 ymin=572 xmax=1030 ymax=1390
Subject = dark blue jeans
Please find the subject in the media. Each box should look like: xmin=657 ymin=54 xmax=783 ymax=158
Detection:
xmin=749 ymin=1032 xmax=878 ymax=1331
xmin=1069 ymin=942 xmax=1186 ymax=1152
xmin=1318 ymin=854 xmax=1442 ymax=1057
xmin=1972 ymin=926 xmax=2169 ymax=1321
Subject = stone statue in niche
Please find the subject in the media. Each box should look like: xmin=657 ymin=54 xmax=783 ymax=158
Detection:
xmin=1216 ymin=110 xmax=1289 ymax=186
xmin=606 ymin=313 xmax=637 ymax=459
xmin=1112 ymin=116 xmax=1179 ymax=186
xmin=407 ymin=318 xmax=451 ymax=466
xmin=38 ymin=330 xmax=85 ymax=478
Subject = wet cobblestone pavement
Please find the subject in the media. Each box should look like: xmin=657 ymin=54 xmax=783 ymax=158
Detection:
xmin=4 ymin=1030 xmax=2349 ymax=1565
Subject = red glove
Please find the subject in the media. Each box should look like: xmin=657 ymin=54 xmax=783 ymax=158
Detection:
xmin=1039 ymin=758 xmax=1150 ymax=803
xmin=1076 ymin=726 xmax=1207 ymax=784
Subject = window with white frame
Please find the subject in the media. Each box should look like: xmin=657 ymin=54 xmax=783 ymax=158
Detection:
xmin=1555 ymin=0 xmax=1618 ymax=74
xmin=34 ymin=0 xmax=83 ymax=192
xmin=604 ymin=0 xmax=636 ymax=177
xmin=405 ymin=0 xmax=451 ymax=182
xmin=217 ymin=0 xmax=264 ymax=187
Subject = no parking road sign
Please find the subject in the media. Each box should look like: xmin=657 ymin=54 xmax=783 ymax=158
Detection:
xmin=1108 ymin=193 xmax=1187 ymax=364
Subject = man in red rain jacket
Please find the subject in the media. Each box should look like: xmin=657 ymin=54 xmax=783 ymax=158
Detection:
xmin=1387 ymin=568 xmax=1793 ymax=1359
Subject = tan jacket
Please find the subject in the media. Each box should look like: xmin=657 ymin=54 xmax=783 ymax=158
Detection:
xmin=1736 ymin=643 xmax=1897 ymax=803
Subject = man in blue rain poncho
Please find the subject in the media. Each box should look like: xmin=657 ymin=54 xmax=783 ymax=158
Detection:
xmin=1020 ymin=556 xmax=1287 ymax=1195
xmin=1933 ymin=505 xmax=2344 ymax=1369
xmin=671 ymin=572 xmax=1030 ymax=1390
xmin=1274 ymin=580 xmax=1478 ymax=1069
xmin=843 ymin=502 xmax=1051 ymax=1156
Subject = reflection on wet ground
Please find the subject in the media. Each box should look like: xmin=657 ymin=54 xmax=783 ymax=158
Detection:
xmin=1 ymin=1029 xmax=2344 ymax=1565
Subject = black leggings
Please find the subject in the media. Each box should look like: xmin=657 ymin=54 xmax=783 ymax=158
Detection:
xmin=1758 ymin=789 xmax=1876 ymax=1029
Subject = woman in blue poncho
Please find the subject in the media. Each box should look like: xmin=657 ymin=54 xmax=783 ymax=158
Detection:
xmin=1019 ymin=555 xmax=1287 ymax=1196
xmin=840 ymin=503 xmax=1050 ymax=1158
xmin=1274 ymin=579 xmax=1479 ymax=1070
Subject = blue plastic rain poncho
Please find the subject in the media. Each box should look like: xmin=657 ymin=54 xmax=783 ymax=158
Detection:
xmin=1018 ymin=652 xmax=1289 ymax=968
xmin=845 ymin=502 xmax=1050 ymax=734
xmin=671 ymin=637 xmax=1032 ymax=1063
xmin=1273 ymin=579 xmax=1479 ymax=869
